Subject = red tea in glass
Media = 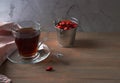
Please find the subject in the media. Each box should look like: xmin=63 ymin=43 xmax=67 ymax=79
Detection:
xmin=14 ymin=27 xmax=40 ymax=58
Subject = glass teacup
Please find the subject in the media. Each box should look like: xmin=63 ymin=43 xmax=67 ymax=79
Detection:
xmin=9 ymin=21 xmax=50 ymax=64
xmin=12 ymin=21 xmax=41 ymax=59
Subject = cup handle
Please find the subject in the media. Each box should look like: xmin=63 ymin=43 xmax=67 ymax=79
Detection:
xmin=38 ymin=36 xmax=48 ymax=48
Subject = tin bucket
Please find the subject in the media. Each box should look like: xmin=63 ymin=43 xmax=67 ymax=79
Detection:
xmin=54 ymin=17 xmax=78 ymax=47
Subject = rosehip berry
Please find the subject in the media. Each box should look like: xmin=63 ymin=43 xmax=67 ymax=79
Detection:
xmin=56 ymin=25 xmax=62 ymax=29
xmin=46 ymin=66 xmax=53 ymax=71
xmin=73 ymin=23 xmax=78 ymax=28
xmin=64 ymin=27 xmax=68 ymax=30
xmin=61 ymin=22 xmax=65 ymax=25
xmin=59 ymin=22 xmax=62 ymax=26
xmin=66 ymin=22 xmax=70 ymax=25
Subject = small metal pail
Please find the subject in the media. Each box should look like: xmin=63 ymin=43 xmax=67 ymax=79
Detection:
xmin=54 ymin=17 xmax=78 ymax=47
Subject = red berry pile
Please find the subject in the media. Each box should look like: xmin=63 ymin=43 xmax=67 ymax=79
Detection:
xmin=55 ymin=20 xmax=78 ymax=30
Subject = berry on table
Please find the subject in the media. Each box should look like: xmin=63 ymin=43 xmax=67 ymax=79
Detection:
xmin=46 ymin=66 xmax=53 ymax=71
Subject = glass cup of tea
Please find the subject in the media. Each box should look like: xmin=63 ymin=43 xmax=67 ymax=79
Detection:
xmin=10 ymin=21 xmax=50 ymax=64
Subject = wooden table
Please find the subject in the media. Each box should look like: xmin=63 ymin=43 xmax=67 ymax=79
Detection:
xmin=0 ymin=32 xmax=120 ymax=83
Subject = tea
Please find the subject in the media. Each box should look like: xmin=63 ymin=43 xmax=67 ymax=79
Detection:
xmin=15 ymin=28 xmax=40 ymax=58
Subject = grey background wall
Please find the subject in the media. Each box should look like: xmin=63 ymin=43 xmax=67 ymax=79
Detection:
xmin=0 ymin=0 xmax=120 ymax=32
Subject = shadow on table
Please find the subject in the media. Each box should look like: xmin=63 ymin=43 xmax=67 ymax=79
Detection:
xmin=0 ymin=61 xmax=9 ymax=75
xmin=74 ymin=39 xmax=102 ymax=48
xmin=41 ymin=52 xmax=70 ymax=66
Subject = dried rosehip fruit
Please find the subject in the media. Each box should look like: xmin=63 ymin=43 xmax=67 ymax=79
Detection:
xmin=73 ymin=23 xmax=78 ymax=28
xmin=61 ymin=21 xmax=65 ymax=25
xmin=46 ymin=66 xmax=53 ymax=71
xmin=64 ymin=27 xmax=68 ymax=30
xmin=56 ymin=25 xmax=62 ymax=29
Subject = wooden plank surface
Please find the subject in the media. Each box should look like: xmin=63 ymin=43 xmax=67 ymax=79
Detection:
xmin=0 ymin=32 xmax=120 ymax=83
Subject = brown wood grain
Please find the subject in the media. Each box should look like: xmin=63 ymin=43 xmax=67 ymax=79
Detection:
xmin=0 ymin=32 xmax=120 ymax=83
